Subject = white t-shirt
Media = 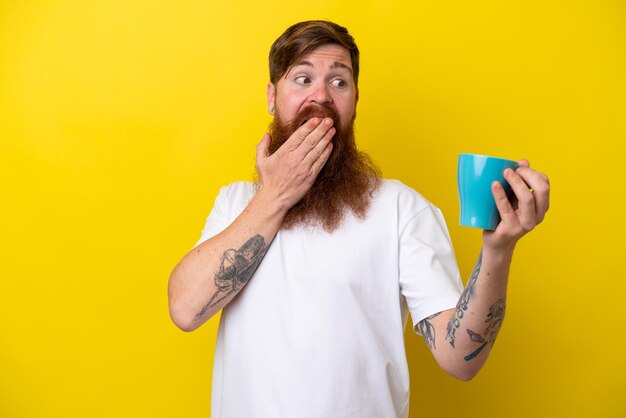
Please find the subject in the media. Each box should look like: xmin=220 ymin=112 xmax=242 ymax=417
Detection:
xmin=195 ymin=179 xmax=463 ymax=418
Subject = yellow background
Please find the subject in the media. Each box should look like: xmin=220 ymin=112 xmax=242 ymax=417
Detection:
xmin=1 ymin=0 xmax=625 ymax=417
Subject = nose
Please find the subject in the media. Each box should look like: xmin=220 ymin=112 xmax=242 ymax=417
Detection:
xmin=308 ymin=81 xmax=332 ymax=105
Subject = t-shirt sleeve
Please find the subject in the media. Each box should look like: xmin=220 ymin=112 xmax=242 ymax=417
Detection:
xmin=193 ymin=185 xmax=233 ymax=249
xmin=398 ymin=204 xmax=464 ymax=331
xmin=193 ymin=182 xmax=255 ymax=249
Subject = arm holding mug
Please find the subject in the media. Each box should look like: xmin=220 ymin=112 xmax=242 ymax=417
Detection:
xmin=415 ymin=159 xmax=550 ymax=381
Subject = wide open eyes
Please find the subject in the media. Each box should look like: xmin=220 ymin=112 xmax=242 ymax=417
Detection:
xmin=295 ymin=76 xmax=311 ymax=85
xmin=331 ymin=79 xmax=347 ymax=89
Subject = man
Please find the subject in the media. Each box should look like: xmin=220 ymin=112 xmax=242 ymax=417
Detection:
xmin=168 ymin=20 xmax=550 ymax=418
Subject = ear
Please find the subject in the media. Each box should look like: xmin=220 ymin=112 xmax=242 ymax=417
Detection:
xmin=355 ymin=88 xmax=359 ymax=105
xmin=267 ymin=82 xmax=276 ymax=115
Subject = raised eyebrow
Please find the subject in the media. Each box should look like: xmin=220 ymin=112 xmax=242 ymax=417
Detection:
xmin=290 ymin=60 xmax=353 ymax=74
xmin=329 ymin=61 xmax=353 ymax=73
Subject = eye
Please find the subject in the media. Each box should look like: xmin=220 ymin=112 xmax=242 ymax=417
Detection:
xmin=295 ymin=76 xmax=311 ymax=85
xmin=331 ymin=79 xmax=347 ymax=88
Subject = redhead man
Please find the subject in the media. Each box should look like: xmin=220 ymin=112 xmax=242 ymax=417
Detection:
xmin=168 ymin=20 xmax=550 ymax=418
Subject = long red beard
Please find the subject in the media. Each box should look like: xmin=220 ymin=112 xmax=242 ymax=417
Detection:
xmin=264 ymin=104 xmax=381 ymax=232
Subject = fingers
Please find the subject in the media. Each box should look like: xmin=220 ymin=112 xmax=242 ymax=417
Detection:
xmin=302 ymin=123 xmax=336 ymax=166
xmin=299 ymin=117 xmax=335 ymax=159
xmin=487 ymin=161 xmax=550 ymax=248
xmin=309 ymin=142 xmax=334 ymax=177
xmin=281 ymin=117 xmax=335 ymax=157
xmin=492 ymin=181 xmax=516 ymax=224
xmin=271 ymin=117 xmax=335 ymax=176
xmin=255 ymin=120 xmax=335 ymax=209
xmin=256 ymin=133 xmax=272 ymax=164
xmin=504 ymin=168 xmax=536 ymax=231
xmin=498 ymin=162 xmax=551 ymax=233
xmin=515 ymin=165 xmax=551 ymax=223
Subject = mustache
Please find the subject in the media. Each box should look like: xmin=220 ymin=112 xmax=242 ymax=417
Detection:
xmin=290 ymin=104 xmax=341 ymax=130
xmin=269 ymin=104 xmax=342 ymax=155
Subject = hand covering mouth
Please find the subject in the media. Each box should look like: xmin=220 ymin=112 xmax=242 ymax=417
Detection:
xmin=294 ymin=104 xmax=339 ymax=128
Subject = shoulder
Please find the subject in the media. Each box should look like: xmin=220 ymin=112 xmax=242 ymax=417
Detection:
xmin=375 ymin=179 xmax=435 ymax=215
xmin=212 ymin=181 xmax=256 ymax=219
xmin=217 ymin=181 xmax=256 ymax=202
xmin=372 ymin=179 xmax=449 ymax=234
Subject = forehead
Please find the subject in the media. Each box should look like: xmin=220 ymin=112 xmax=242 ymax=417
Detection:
xmin=290 ymin=44 xmax=352 ymax=73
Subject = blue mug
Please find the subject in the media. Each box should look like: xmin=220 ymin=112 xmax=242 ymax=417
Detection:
xmin=457 ymin=153 xmax=519 ymax=230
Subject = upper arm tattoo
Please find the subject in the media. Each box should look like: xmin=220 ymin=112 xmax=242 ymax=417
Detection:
xmin=446 ymin=251 xmax=482 ymax=348
xmin=415 ymin=312 xmax=442 ymax=350
xmin=194 ymin=234 xmax=267 ymax=321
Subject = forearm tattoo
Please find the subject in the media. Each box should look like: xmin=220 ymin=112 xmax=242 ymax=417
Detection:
xmin=446 ymin=251 xmax=482 ymax=348
xmin=194 ymin=234 xmax=267 ymax=321
xmin=415 ymin=312 xmax=442 ymax=350
xmin=464 ymin=298 xmax=506 ymax=361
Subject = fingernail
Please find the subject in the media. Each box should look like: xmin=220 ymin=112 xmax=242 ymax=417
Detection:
xmin=324 ymin=118 xmax=333 ymax=126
